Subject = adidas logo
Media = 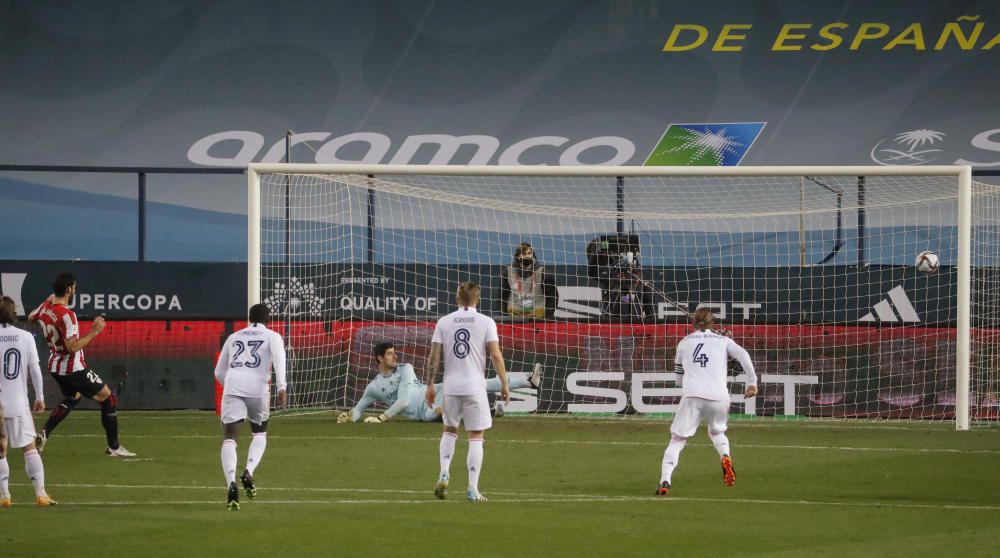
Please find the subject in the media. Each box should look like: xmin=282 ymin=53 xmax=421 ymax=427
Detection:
xmin=858 ymin=285 xmax=920 ymax=323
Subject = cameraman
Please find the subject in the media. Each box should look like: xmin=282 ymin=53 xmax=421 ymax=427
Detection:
xmin=587 ymin=236 xmax=655 ymax=322
xmin=497 ymin=242 xmax=557 ymax=319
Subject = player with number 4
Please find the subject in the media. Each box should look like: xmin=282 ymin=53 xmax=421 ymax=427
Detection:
xmin=656 ymin=308 xmax=757 ymax=496
xmin=424 ymin=282 xmax=509 ymax=502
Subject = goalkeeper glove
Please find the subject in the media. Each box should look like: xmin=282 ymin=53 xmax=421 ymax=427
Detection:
xmin=337 ymin=411 xmax=351 ymax=424
xmin=363 ymin=413 xmax=389 ymax=424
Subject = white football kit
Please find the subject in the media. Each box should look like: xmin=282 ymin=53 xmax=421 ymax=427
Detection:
xmin=0 ymin=324 xmax=45 ymax=448
xmin=214 ymin=323 xmax=287 ymax=425
xmin=432 ymin=306 xmax=499 ymax=431
xmin=671 ymin=329 xmax=757 ymax=437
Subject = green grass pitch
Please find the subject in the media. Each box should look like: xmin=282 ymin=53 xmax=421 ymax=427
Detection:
xmin=3 ymin=411 xmax=998 ymax=557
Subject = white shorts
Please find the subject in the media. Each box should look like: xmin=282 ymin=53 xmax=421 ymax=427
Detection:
xmin=221 ymin=395 xmax=270 ymax=425
xmin=2 ymin=409 xmax=38 ymax=449
xmin=442 ymin=392 xmax=492 ymax=431
xmin=670 ymin=397 xmax=729 ymax=438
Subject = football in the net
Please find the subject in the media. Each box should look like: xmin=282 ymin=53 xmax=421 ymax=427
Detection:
xmin=915 ymin=250 xmax=940 ymax=273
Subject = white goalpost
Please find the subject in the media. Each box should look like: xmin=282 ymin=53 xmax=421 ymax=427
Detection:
xmin=247 ymin=163 xmax=997 ymax=430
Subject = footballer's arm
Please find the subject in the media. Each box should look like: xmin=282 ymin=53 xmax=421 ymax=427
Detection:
xmin=727 ymin=342 xmax=758 ymax=398
xmin=378 ymin=365 xmax=417 ymax=421
xmin=27 ymin=295 xmax=55 ymax=322
xmin=213 ymin=341 xmax=231 ymax=386
xmin=424 ymin=342 xmax=443 ymax=407
xmin=64 ymin=316 xmax=106 ymax=353
xmin=349 ymin=383 xmax=379 ymax=422
xmin=270 ymin=333 xmax=288 ymax=407
xmin=673 ymin=348 xmax=684 ymax=388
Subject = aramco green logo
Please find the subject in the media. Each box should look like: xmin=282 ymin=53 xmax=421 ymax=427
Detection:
xmin=644 ymin=122 xmax=766 ymax=166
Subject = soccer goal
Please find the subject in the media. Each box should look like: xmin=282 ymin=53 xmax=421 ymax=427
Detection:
xmin=247 ymin=163 xmax=999 ymax=430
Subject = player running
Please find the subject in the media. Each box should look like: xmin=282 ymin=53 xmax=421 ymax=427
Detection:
xmin=27 ymin=272 xmax=135 ymax=457
xmin=425 ymin=282 xmax=509 ymax=502
xmin=656 ymin=308 xmax=757 ymax=495
xmin=338 ymin=342 xmax=541 ymax=424
xmin=214 ymin=303 xmax=287 ymax=511
xmin=0 ymin=296 xmax=57 ymax=507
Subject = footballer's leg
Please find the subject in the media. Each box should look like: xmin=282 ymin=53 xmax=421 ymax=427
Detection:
xmin=436 ymin=428 xmax=457 ymax=500
xmin=659 ymin=397 xmax=698 ymax=495
xmin=7 ymin=412 xmax=55 ymax=506
xmin=486 ymin=365 xmax=541 ymax=416
xmin=91 ymin=381 xmax=135 ymax=457
xmin=227 ymin=481 xmax=240 ymax=512
xmin=242 ymin=418 xmax=268 ymax=499
xmin=465 ymin=393 xmax=491 ymax=503
xmin=436 ymin=393 xmax=460 ymax=500
xmin=40 ymin=376 xmax=82 ymax=447
xmin=710 ymin=426 xmax=734 ymax=485
xmin=720 ymin=454 xmax=736 ymax=487
xmin=485 ymin=366 xmax=539 ymax=393
xmin=658 ymin=434 xmax=687 ymax=495
xmin=0 ymin=426 xmax=9 ymax=507
xmin=706 ymin=402 xmax=735 ymax=487
xmin=466 ymin=431 xmax=487 ymax=502
xmin=24 ymin=445 xmax=56 ymax=507
xmin=221 ymin=395 xmax=246 ymax=511
xmin=528 ymin=363 xmax=543 ymax=390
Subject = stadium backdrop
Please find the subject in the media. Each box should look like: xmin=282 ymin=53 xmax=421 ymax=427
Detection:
xmin=0 ymin=260 xmax=977 ymax=418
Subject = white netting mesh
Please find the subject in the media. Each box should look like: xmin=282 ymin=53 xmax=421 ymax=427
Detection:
xmin=253 ymin=168 xmax=998 ymax=427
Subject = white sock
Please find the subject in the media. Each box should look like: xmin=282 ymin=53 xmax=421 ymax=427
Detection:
xmin=709 ymin=431 xmax=731 ymax=458
xmin=246 ymin=433 xmax=267 ymax=475
xmin=439 ymin=432 xmax=457 ymax=479
xmin=24 ymin=449 xmax=46 ymax=498
xmin=661 ymin=436 xmax=687 ymax=484
xmin=467 ymin=439 xmax=484 ymax=494
xmin=221 ymin=439 xmax=237 ymax=485
xmin=0 ymin=457 xmax=9 ymax=498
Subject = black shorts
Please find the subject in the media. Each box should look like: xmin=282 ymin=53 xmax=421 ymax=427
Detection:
xmin=52 ymin=369 xmax=107 ymax=399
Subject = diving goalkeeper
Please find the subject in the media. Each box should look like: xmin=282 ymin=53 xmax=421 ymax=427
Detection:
xmin=338 ymin=342 xmax=541 ymax=423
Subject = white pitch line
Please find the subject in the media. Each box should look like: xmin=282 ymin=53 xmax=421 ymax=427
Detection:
xmin=3 ymin=493 xmax=998 ymax=511
xmin=18 ymin=482 xmax=633 ymax=500
xmin=46 ymin=433 xmax=1000 ymax=454
xmin=116 ymin=412 xmax=995 ymax=433
xmin=13 ymin=482 xmax=1000 ymax=511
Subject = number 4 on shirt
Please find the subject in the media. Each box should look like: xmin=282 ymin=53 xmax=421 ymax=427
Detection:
xmin=692 ymin=343 xmax=709 ymax=367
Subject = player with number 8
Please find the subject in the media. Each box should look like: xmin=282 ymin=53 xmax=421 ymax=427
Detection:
xmin=424 ymin=282 xmax=509 ymax=502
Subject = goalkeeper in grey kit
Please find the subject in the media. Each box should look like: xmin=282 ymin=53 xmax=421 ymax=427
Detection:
xmin=339 ymin=342 xmax=541 ymax=423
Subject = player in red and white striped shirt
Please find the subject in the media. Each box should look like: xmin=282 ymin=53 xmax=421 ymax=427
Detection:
xmin=28 ymin=272 xmax=136 ymax=457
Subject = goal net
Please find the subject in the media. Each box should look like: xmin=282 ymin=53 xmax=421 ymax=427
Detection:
xmin=248 ymin=164 xmax=997 ymax=429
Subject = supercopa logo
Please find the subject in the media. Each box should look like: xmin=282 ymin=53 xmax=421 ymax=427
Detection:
xmin=264 ymin=277 xmax=325 ymax=317
xmin=870 ymin=129 xmax=946 ymax=165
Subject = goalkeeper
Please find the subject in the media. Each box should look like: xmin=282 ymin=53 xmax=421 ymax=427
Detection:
xmin=339 ymin=342 xmax=541 ymax=423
